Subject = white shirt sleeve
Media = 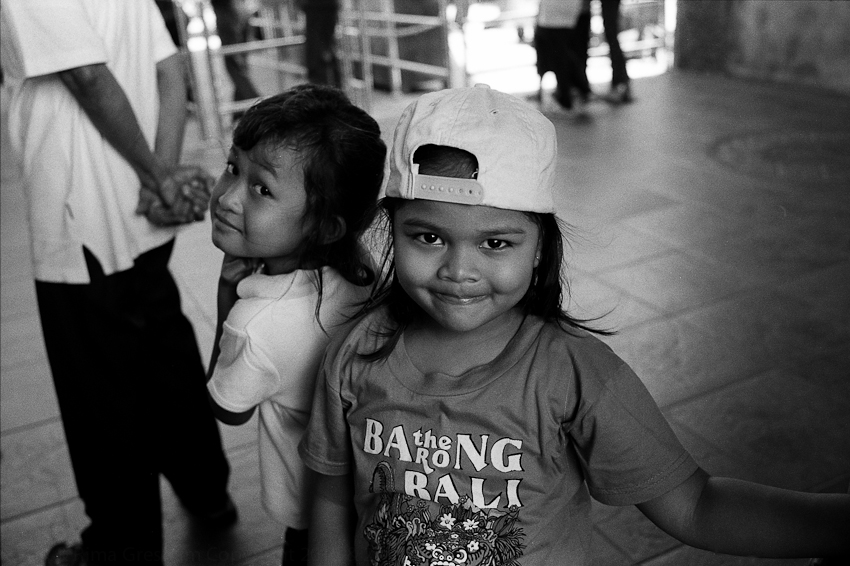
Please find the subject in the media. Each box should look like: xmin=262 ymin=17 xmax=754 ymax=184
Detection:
xmin=0 ymin=0 xmax=108 ymax=80
xmin=208 ymin=322 xmax=281 ymax=413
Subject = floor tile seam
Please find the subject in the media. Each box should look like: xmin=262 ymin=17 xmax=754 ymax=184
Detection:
xmin=620 ymin=183 xmax=751 ymax=224
xmin=591 ymin=277 xmax=758 ymax=327
xmin=670 ymin=412 xmax=850 ymax=494
xmin=610 ymin=310 xmax=671 ymax=334
xmin=578 ymin=248 xmax=681 ymax=277
xmin=620 ymin=209 xmax=761 ymax=249
xmin=567 ymin=265 xmax=674 ymax=312
xmin=1 ymin=356 xmax=49 ymax=372
xmin=0 ymin=410 xmax=258 ymax=450
xmin=0 ymin=310 xmax=39 ymax=327
xmin=659 ymin=347 xmax=850 ymax=413
xmin=0 ymin=415 xmax=62 ymax=438
xmin=657 ymin=364 xmax=771 ymax=413
xmin=233 ymin=546 xmax=283 ymax=565
xmin=600 ymin=240 xmax=753 ymax=284
xmin=0 ymin=495 xmax=79 ymax=525
xmin=633 ymin=543 xmax=684 ymax=565
xmin=590 ymin=524 xmax=635 ymax=563
xmin=810 ymin=472 xmax=850 ymax=494
xmin=645 ymin=269 xmax=847 ymax=318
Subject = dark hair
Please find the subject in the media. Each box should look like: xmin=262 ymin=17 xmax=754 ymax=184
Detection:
xmin=233 ymin=84 xmax=386 ymax=288
xmin=360 ymin=145 xmax=612 ymax=361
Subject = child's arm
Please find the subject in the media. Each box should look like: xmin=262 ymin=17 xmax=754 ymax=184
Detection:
xmin=308 ymin=473 xmax=356 ymax=566
xmin=637 ymin=467 xmax=850 ymax=557
xmin=206 ymin=254 xmax=259 ymax=426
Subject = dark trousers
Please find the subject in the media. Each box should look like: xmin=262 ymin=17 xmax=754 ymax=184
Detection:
xmin=36 ymin=241 xmax=230 ymax=565
xmin=211 ymin=0 xmax=260 ymax=101
xmin=601 ymin=0 xmax=629 ymax=87
xmin=303 ymin=4 xmax=340 ymax=86
xmin=535 ymin=24 xmax=591 ymax=108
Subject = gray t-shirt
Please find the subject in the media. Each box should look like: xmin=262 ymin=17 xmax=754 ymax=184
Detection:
xmin=301 ymin=310 xmax=697 ymax=565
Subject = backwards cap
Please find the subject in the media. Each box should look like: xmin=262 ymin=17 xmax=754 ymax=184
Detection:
xmin=386 ymin=84 xmax=557 ymax=214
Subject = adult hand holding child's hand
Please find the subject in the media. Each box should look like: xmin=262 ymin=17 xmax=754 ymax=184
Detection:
xmin=136 ymin=165 xmax=214 ymax=226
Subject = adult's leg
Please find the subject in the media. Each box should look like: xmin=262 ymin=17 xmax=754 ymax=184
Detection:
xmin=573 ymin=10 xmax=592 ymax=99
xmin=601 ymin=0 xmax=629 ymax=87
xmin=37 ymin=249 xmax=164 ymax=565
xmin=211 ymin=0 xmax=260 ymax=101
xmin=302 ymin=4 xmax=340 ymax=86
xmin=132 ymin=241 xmax=232 ymax=517
xmin=534 ymin=26 xmax=576 ymax=109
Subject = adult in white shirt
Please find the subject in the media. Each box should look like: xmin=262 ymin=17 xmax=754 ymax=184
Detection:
xmin=1 ymin=1 xmax=235 ymax=564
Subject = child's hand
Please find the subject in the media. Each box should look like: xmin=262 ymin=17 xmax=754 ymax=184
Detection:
xmin=159 ymin=165 xmax=214 ymax=220
xmin=136 ymin=186 xmax=196 ymax=226
xmin=136 ymin=166 xmax=214 ymax=225
xmin=220 ymin=253 xmax=260 ymax=286
xmin=159 ymin=169 xmax=215 ymax=213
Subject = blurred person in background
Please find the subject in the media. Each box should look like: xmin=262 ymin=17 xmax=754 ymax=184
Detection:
xmin=211 ymin=0 xmax=263 ymax=102
xmin=299 ymin=0 xmax=341 ymax=86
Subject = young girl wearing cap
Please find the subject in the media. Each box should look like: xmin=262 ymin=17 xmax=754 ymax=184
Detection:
xmin=205 ymin=84 xmax=386 ymax=563
xmin=299 ymin=86 xmax=849 ymax=565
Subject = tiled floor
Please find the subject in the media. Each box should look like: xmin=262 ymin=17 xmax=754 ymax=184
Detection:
xmin=2 ymin=69 xmax=849 ymax=565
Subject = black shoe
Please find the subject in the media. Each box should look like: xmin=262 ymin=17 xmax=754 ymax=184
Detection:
xmin=554 ymin=89 xmax=573 ymax=110
xmin=607 ymin=83 xmax=633 ymax=104
xmin=188 ymin=495 xmax=238 ymax=530
xmin=45 ymin=542 xmax=87 ymax=566
xmin=281 ymin=528 xmax=309 ymax=566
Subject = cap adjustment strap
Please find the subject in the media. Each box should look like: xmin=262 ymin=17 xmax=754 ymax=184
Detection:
xmin=412 ymin=174 xmax=484 ymax=205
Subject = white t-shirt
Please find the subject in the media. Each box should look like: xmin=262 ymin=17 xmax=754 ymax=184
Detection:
xmin=0 ymin=0 xmax=177 ymax=283
xmin=208 ymin=266 xmax=370 ymax=528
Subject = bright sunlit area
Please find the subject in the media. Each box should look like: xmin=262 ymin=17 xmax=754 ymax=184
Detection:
xmin=451 ymin=0 xmax=676 ymax=95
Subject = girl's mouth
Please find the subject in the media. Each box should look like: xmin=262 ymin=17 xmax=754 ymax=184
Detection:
xmin=213 ymin=212 xmax=240 ymax=232
xmin=434 ymin=292 xmax=486 ymax=306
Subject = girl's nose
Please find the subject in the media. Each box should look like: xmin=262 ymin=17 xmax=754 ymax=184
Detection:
xmin=437 ymin=245 xmax=479 ymax=282
xmin=215 ymin=177 xmax=242 ymax=213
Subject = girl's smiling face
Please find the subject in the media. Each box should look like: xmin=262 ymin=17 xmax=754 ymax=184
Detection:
xmin=393 ymin=199 xmax=541 ymax=336
xmin=210 ymin=143 xmax=311 ymax=275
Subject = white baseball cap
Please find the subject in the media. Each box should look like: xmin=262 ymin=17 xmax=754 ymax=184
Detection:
xmin=386 ymin=84 xmax=557 ymax=214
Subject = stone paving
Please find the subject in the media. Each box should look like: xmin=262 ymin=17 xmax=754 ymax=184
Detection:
xmin=2 ymin=70 xmax=849 ymax=565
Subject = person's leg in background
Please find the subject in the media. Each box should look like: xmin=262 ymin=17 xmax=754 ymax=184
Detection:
xmin=568 ymin=9 xmax=592 ymax=112
xmin=210 ymin=0 xmax=261 ymax=102
xmin=301 ymin=0 xmax=341 ymax=87
xmin=600 ymin=0 xmax=632 ymax=102
xmin=534 ymin=26 xmax=576 ymax=110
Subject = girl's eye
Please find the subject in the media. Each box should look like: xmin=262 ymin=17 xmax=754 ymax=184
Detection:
xmin=225 ymin=162 xmax=238 ymax=176
xmin=415 ymin=233 xmax=443 ymax=245
xmin=482 ymin=239 xmax=509 ymax=250
xmin=252 ymin=184 xmax=272 ymax=197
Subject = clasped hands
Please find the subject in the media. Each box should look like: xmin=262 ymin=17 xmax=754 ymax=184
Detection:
xmin=136 ymin=165 xmax=215 ymax=226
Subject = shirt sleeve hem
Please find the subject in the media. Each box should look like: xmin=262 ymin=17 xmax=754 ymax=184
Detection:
xmin=589 ymin=454 xmax=700 ymax=506
xmin=298 ymin=443 xmax=350 ymax=476
xmin=207 ymin=382 xmax=258 ymax=414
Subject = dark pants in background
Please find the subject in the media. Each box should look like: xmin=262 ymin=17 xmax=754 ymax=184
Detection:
xmin=36 ymin=241 xmax=231 ymax=565
xmin=302 ymin=1 xmax=340 ymax=86
xmin=211 ymin=0 xmax=261 ymax=101
xmin=535 ymin=23 xmax=591 ymax=109
xmin=601 ymin=0 xmax=629 ymax=87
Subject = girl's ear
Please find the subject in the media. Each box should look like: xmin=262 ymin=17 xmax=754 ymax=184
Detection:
xmin=533 ymin=236 xmax=543 ymax=268
xmin=319 ymin=215 xmax=347 ymax=245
